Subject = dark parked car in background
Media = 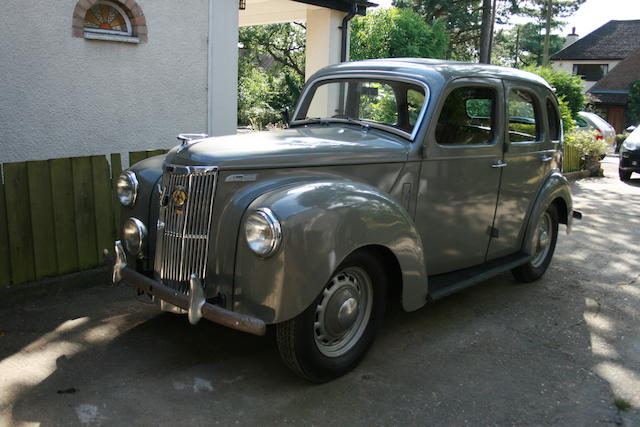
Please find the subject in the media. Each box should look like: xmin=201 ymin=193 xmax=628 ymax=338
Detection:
xmin=619 ymin=125 xmax=640 ymax=180
xmin=112 ymin=59 xmax=577 ymax=382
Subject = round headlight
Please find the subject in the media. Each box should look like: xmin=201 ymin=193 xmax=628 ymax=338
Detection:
xmin=123 ymin=217 xmax=147 ymax=258
xmin=116 ymin=171 xmax=138 ymax=207
xmin=245 ymin=208 xmax=282 ymax=258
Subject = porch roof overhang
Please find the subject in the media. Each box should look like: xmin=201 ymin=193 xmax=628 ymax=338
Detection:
xmin=293 ymin=0 xmax=374 ymax=15
xmin=240 ymin=0 xmax=375 ymax=26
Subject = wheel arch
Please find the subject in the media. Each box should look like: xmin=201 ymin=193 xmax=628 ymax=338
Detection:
xmin=232 ymin=180 xmax=428 ymax=324
xmin=522 ymin=172 xmax=573 ymax=255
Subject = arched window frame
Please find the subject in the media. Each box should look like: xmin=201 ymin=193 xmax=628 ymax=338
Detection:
xmin=72 ymin=0 xmax=148 ymax=44
xmin=84 ymin=1 xmax=133 ymax=37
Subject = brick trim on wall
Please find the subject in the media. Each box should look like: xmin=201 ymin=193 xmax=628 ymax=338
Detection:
xmin=71 ymin=0 xmax=148 ymax=42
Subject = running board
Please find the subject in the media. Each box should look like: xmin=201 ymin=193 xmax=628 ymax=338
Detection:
xmin=428 ymin=252 xmax=531 ymax=301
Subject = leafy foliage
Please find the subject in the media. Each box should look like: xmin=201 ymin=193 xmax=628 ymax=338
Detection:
xmin=626 ymin=80 xmax=640 ymax=126
xmin=564 ymin=129 xmax=608 ymax=157
xmin=238 ymin=23 xmax=306 ymax=127
xmin=524 ymin=66 xmax=584 ymax=116
xmin=558 ymin=97 xmax=574 ymax=133
xmin=393 ymin=0 xmax=482 ymax=60
xmin=350 ymin=8 xmax=448 ymax=61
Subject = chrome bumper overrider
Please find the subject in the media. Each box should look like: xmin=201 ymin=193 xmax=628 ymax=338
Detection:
xmin=110 ymin=241 xmax=266 ymax=336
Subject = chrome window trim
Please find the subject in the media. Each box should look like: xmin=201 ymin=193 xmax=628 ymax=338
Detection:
xmin=291 ymin=73 xmax=431 ymax=142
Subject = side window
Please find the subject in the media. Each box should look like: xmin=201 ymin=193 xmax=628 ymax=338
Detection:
xmin=508 ymin=89 xmax=540 ymax=142
xmin=546 ymin=99 xmax=561 ymax=141
xmin=436 ymin=86 xmax=496 ymax=145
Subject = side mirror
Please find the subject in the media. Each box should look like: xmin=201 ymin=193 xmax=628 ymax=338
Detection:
xmin=282 ymin=107 xmax=290 ymax=125
xmin=626 ymin=125 xmax=636 ymax=133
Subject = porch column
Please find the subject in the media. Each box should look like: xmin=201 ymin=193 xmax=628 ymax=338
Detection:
xmin=305 ymin=8 xmax=346 ymax=80
xmin=208 ymin=0 xmax=238 ymax=136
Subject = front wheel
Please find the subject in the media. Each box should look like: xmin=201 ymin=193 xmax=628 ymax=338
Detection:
xmin=619 ymin=169 xmax=632 ymax=181
xmin=512 ymin=204 xmax=559 ymax=283
xmin=276 ymin=251 xmax=387 ymax=382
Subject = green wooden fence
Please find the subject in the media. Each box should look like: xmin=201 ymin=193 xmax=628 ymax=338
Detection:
xmin=0 ymin=149 xmax=166 ymax=287
xmin=562 ymin=144 xmax=583 ymax=173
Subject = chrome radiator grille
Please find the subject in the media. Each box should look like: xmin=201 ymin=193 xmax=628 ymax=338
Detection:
xmin=155 ymin=165 xmax=218 ymax=294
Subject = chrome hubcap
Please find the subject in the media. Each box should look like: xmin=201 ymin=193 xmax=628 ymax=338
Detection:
xmin=314 ymin=267 xmax=373 ymax=357
xmin=531 ymin=212 xmax=552 ymax=268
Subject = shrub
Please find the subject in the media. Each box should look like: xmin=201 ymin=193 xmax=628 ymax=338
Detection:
xmin=564 ymin=129 xmax=609 ymax=157
xmin=525 ymin=66 xmax=585 ymax=117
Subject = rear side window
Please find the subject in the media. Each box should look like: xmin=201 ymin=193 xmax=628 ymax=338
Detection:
xmin=436 ymin=86 xmax=496 ymax=145
xmin=546 ymin=99 xmax=561 ymax=141
xmin=508 ymin=89 xmax=540 ymax=142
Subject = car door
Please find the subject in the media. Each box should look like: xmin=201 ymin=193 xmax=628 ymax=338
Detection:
xmin=416 ymin=79 xmax=505 ymax=275
xmin=486 ymin=82 xmax=557 ymax=260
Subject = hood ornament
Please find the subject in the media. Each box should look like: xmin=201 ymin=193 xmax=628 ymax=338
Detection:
xmin=176 ymin=133 xmax=208 ymax=152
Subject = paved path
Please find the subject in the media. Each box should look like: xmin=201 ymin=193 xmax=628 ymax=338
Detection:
xmin=1 ymin=159 xmax=639 ymax=426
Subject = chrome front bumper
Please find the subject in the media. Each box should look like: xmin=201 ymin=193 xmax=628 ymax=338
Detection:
xmin=110 ymin=241 xmax=266 ymax=336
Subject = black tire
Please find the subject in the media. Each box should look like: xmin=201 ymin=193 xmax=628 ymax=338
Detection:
xmin=512 ymin=204 xmax=559 ymax=283
xmin=276 ymin=250 xmax=387 ymax=383
xmin=619 ymin=169 xmax=632 ymax=181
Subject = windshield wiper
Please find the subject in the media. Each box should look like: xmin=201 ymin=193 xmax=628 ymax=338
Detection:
xmin=328 ymin=115 xmax=371 ymax=131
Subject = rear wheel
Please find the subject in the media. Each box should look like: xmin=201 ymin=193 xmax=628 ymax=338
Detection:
xmin=276 ymin=250 xmax=387 ymax=383
xmin=619 ymin=169 xmax=632 ymax=181
xmin=512 ymin=204 xmax=559 ymax=283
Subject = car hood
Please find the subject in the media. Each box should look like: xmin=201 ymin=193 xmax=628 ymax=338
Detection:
xmin=165 ymin=126 xmax=409 ymax=170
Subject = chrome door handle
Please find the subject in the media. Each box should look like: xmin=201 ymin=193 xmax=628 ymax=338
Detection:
xmin=541 ymin=155 xmax=553 ymax=162
xmin=492 ymin=160 xmax=508 ymax=168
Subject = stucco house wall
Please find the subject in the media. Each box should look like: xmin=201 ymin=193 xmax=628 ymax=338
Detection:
xmin=0 ymin=0 xmax=210 ymax=165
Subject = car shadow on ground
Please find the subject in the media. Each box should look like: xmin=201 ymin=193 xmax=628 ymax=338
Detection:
xmin=4 ymin=265 xmax=639 ymax=425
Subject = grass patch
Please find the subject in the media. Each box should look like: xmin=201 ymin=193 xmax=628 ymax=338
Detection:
xmin=614 ymin=398 xmax=632 ymax=411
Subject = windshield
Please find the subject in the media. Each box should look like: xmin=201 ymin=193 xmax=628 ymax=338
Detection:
xmin=294 ymin=78 xmax=428 ymax=138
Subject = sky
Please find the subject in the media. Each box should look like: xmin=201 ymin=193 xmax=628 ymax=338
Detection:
xmin=372 ymin=0 xmax=640 ymax=36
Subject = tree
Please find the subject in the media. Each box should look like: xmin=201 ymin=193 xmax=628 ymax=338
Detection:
xmin=492 ymin=23 xmax=565 ymax=67
xmin=350 ymin=7 xmax=448 ymax=61
xmin=501 ymin=0 xmax=585 ymax=63
xmin=393 ymin=0 xmax=482 ymax=60
xmin=238 ymin=23 xmax=306 ymax=127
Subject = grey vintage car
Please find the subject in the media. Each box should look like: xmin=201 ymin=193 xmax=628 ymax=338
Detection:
xmin=112 ymin=58 xmax=578 ymax=382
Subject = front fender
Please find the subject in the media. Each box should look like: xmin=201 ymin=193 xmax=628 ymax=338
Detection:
xmin=522 ymin=171 xmax=573 ymax=255
xmin=233 ymin=180 xmax=427 ymax=324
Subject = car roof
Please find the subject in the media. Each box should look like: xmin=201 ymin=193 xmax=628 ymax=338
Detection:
xmin=314 ymin=58 xmax=552 ymax=90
